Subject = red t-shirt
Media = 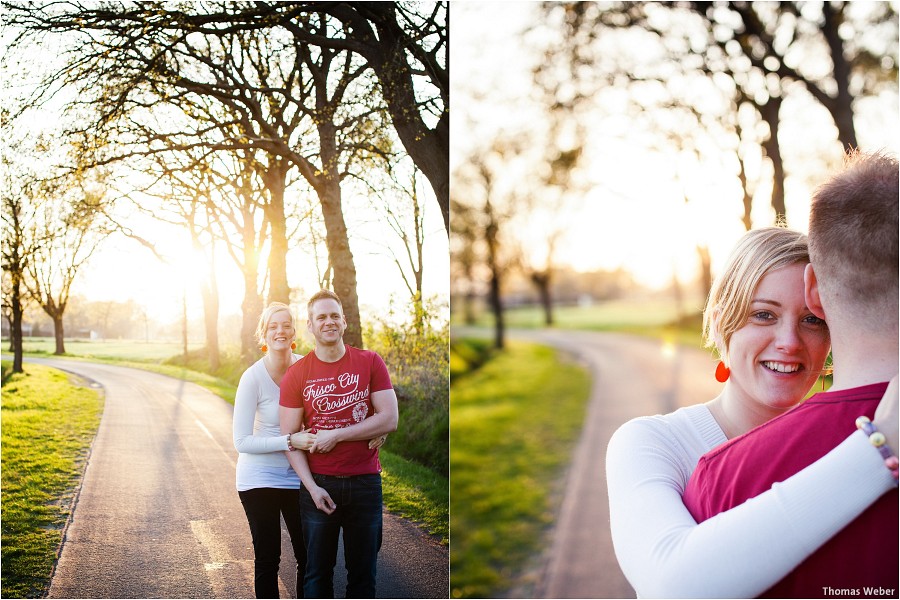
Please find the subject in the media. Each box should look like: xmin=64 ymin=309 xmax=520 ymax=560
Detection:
xmin=683 ymin=382 xmax=898 ymax=598
xmin=280 ymin=345 xmax=393 ymax=476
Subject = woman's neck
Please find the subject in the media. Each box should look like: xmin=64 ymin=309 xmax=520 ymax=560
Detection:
xmin=264 ymin=348 xmax=294 ymax=382
xmin=706 ymin=386 xmax=789 ymax=439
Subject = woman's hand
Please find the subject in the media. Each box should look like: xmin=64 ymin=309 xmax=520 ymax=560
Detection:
xmin=368 ymin=434 xmax=388 ymax=450
xmin=874 ymin=375 xmax=898 ymax=452
xmin=290 ymin=430 xmax=316 ymax=452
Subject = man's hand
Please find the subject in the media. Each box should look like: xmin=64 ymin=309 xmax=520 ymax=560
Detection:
xmin=369 ymin=434 xmax=388 ymax=450
xmin=309 ymin=485 xmax=336 ymax=515
xmin=874 ymin=375 xmax=898 ymax=451
xmin=310 ymin=428 xmax=342 ymax=454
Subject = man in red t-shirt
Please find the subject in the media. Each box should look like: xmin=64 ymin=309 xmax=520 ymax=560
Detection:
xmin=280 ymin=289 xmax=398 ymax=598
xmin=683 ymin=152 xmax=899 ymax=598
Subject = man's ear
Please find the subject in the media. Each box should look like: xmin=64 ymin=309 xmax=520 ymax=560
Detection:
xmin=804 ymin=263 xmax=826 ymax=319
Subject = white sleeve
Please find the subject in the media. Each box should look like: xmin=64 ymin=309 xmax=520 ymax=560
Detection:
xmin=607 ymin=423 xmax=897 ymax=599
xmin=232 ymin=369 xmax=289 ymax=454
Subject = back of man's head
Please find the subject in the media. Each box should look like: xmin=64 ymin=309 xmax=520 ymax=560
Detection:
xmin=808 ymin=151 xmax=898 ymax=334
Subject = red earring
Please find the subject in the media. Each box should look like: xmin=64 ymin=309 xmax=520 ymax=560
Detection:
xmin=715 ymin=361 xmax=730 ymax=382
xmin=261 ymin=344 xmax=268 ymax=353
xmin=291 ymin=342 xmax=297 ymax=350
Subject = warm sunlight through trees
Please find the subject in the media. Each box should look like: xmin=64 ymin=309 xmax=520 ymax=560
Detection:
xmin=2 ymin=1 xmax=448 ymax=360
xmin=452 ymin=2 xmax=898 ymax=332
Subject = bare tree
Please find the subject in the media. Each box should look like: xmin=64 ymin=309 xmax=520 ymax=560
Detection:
xmin=24 ymin=176 xmax=107 ymax=355
xmin=369 ymin=163 xmax=430 ymax=334
xmin=1 ymin=163 xmax=37 ymax=372
xmin=537 ymin=1 xmax=898 ymax=223
xmin=452 ymin=139 xmax=518 ymax=350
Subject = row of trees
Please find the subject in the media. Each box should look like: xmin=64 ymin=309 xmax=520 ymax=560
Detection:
xmin=1 ymin=129 xmax=111 ymax=371
xmin=451 ymin=1 xmax=897 ymax=349
xmin=2 ymin=2 xmax=448 ymax=373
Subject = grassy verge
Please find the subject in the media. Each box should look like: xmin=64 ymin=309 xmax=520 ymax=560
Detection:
xmin=1 ymin=362 xmax=104 ymax=599
xmin=381 ymin=451 xmax=449 ymax=543
xmin=449 ymin=339 xmax=591 ymax=598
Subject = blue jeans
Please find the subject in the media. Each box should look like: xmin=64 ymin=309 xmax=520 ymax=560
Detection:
xmin=238 ymin=487 xmax=306 ymax=598
xmin=299 ymin=473 xmax=383 ymax=598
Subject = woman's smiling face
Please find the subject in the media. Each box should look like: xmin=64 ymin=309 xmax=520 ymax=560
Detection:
xmin=725 ymin=263 xmax=831 ymax=411
xmin=265 ymin=309 xmax=295 ymax=351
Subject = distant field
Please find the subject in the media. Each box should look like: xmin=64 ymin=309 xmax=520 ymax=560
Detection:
xmin=5 ymin=338 xmax=203 ymax=362
xmin=456 ymin=299 xmax=706 ymax=348
xmin=458 ymin=298 xmax=696 ymax=327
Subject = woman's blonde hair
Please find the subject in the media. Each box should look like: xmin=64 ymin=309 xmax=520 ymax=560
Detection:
xmin=702 ymin=227 xmax=809 ymax=364
xmin=255 ymin=302 xmax=295 ymax=347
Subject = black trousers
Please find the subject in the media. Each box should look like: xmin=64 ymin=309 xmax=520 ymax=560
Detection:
xmin=238 ymin=487 xmax=306 ymax=598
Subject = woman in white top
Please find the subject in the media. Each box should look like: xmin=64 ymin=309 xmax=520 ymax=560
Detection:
xmin=606 ymin=227 xmax=898 ymax=598
xmin=233 ymin=302 xmax=311 ymax=598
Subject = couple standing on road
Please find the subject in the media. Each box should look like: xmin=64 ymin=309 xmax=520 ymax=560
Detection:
xmin=607 ymin=150 xmax=898 ymax=598
xmin=232 ymin=289 xmax=399 ymax=599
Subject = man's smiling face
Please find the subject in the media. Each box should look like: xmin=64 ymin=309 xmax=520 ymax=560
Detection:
xmin=307 ymin=298 xmax=347 ymax=347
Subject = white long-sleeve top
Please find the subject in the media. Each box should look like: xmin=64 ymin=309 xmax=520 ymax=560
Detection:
xmin=232 ymin=356 xmax=302 ymax=492
xmin=606 ymin=403 xmax=897 ymax=598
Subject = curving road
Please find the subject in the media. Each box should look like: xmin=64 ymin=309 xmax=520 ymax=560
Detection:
xmin=27 ymin=357 xmax=447 ymax=599
xmin=453 ymin=328 xmax=724 ymax=599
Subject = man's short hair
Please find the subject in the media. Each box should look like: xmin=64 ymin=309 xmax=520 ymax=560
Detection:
xmin=808 ymin=151 xmax=898 ymax=327
xmin=307 ymin=289 xmax=343 ymax=316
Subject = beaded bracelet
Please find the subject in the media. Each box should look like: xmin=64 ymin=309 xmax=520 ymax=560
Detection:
xmin=286 ymin=433 xmax=296 ymax=452
xmin=855 ymin=416 xmax=899 ymax=480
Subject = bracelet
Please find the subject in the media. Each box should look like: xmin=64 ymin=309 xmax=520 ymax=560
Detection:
xmin=286 ymin=433 xmax=295 ymax=452
xmin=856 ymin=416 xmax=899 ymax=480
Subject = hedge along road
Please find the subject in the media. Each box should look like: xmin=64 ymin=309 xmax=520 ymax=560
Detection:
xmin=26 ymin=357 xmax=448 ymax=599
xmin=453 ymin=327 xmax=723 ymax=599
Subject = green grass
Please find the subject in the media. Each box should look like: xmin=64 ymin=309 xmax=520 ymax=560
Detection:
xmin=449 ymin=340 xmax=591 ymax=598
xmin=381 ymin=451 xmax=449 ymax=543
xmin=1 ymin=362 xmax=104 ymax=599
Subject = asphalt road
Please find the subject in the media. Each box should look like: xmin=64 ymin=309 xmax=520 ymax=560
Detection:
xmin=27 ymin=357 xmax=447 ymax=599
xmin=453 ymin=328 xmax=724 ymax=599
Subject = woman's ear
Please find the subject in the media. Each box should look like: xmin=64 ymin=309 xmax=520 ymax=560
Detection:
xmin=804 ymin=263 xmax=826 ymax=319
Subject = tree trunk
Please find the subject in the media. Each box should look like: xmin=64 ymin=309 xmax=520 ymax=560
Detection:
xmin=531 ymin=271 xmax=554 ymax=327
xmin=52 ymin=312 xmax=65 ymax=355
xmin=191 ymin=219 xmax=220 ymax=371
xmin=262 ymin=158 xmax=291 ymax=305
xmin=318 ymin=178 xmax=363 ymax=348
xmin=10 ymin=280 xmax=24 ymax=373
xmin=821 ymin=2 xmax=858 ymax=150
xmin=240 ymin=212 xmax=264 ymax=366
xmin=735 ymin=121 xmax=753 ymax=231
xmin=240 ymin=264 xmax=263 ymax=367
xmin=464 ymin=290 xmax=477 ymax=326
xmin=760 ymin=97 xmax=786 ymax=222
xmin=485 ymin=216 xmax=504 ymax=350
xmin=202 ymin=262 xmax=220 ymax=371
xmin=697 ymin=245 xmax=713 ymax=305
